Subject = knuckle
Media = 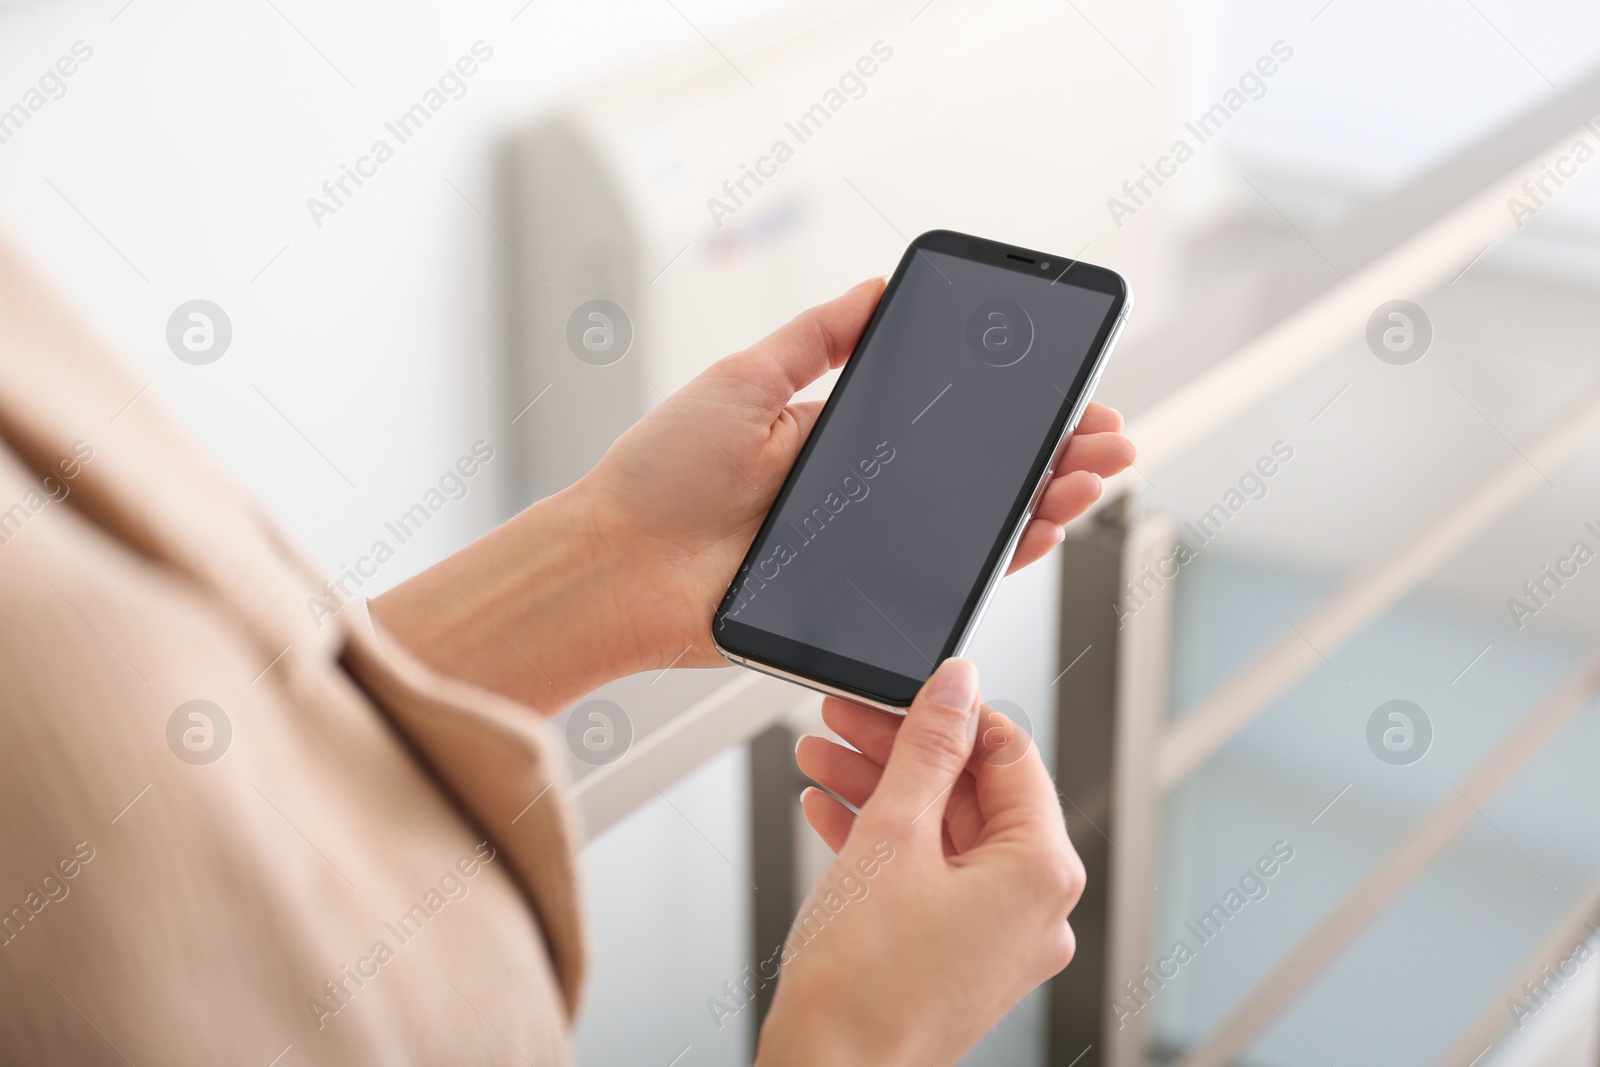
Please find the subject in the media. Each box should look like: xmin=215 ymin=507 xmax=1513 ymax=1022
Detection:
xmin=1048 ymin=924 xmax=1078 ymax=975
xmin=1036 ymin=844 xmax=1087 ymax=907
xmin=1041 ymin=856 xmax=1074 ymax=897
xmin=1063 ymin=851 xmax=1088 ymax=902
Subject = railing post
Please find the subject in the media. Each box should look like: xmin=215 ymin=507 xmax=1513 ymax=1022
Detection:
xmin=1049 ymin=495 xmax=1175 ymax=1067
xmin=747 ymin=720 xmax=807 ymax=1056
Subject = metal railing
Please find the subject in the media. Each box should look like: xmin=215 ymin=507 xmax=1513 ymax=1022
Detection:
xmin=1075 ymin=61 xmax=1600 ymax=1067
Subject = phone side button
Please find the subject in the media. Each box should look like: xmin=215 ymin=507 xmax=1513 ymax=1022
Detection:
xmin=1083 ymin=362 xmax=1108 ymax=401
xmin=1026 ymin=469 xmax=1053 ymax=515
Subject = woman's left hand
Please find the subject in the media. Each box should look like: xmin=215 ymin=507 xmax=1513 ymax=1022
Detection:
xmin=578 ymin=277 xmax=1136 ymax=675
xmin=374 ymin=278 xmax=1136 ymax=713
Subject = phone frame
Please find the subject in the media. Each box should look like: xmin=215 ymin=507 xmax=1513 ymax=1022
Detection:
xmin=712 ymin=229 xmax=1132 ymax=711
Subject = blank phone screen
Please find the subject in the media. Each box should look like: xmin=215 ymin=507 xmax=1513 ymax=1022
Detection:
xmin=717 ymin=244 xmax=1120 ymax=696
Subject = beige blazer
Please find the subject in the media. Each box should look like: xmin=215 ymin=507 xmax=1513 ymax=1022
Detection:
xmin=0 ymin=238 xmax=585 ymax=1065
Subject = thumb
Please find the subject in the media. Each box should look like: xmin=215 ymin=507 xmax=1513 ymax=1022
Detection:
xmin=860 ymin=658 xmax=981 ymax=839
xmin=725 ymin=277 xmax=885 ymax=408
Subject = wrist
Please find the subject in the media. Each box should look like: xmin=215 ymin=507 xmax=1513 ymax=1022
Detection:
xmin=370 ymin=479 xmax=648 ymax=715
xmin=756 ymin=980 xmax=931 ymax=1067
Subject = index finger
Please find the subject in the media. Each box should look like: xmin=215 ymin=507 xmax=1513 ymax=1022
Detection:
xmin=1076 ymin=401 xmax=1123 ymax=435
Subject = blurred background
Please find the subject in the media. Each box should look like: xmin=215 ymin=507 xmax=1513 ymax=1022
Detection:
xmin=6 ymin=0 xmax=1600 ymax=1063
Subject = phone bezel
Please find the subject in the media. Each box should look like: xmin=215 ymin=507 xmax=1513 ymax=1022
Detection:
xmin=712 ymin=229 xmax=1131 ymax=710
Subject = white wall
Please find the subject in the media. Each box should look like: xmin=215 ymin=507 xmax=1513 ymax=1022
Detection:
xmin=0 ymin=0 xmax=808 ymax=581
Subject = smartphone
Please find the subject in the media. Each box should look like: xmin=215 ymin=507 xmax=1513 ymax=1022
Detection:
xmin=712 ymin=229 xmax=1131 ymax=710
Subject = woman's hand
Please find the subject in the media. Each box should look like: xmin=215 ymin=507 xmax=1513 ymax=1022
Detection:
xmin=373 ymin=281 xmax=1134 ymax=713
xmin=756 ymin=658 xmax=1086 ymax=1066
xmin=578 ymin=279 xmax=1133 ymax=679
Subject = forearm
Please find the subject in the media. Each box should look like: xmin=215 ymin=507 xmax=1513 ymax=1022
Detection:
xmin=370 ymin=481 xmax=645 ymax=716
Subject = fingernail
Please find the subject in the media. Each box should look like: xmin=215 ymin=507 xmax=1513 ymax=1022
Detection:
xmin=799 ymin=786 xmax=820 ymax=806
xmin=925 ymin=657 xmax=979 ymax=712
xmin=849 ymin=275 xmax=884 ymax=292
xmin=795 ymin=733 xmax=813 ymax=756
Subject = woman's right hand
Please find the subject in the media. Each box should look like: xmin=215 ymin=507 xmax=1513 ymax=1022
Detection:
xmin=755 ymin=658 xmax=1087 ymax=1066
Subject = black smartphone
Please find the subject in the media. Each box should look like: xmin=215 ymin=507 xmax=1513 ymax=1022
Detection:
xmin=712 ymin=229 xmax=1131 ymax=710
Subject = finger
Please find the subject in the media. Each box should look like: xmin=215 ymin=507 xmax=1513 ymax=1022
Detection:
xmin=1005 ymin=519 xmax=1066 ymax=574
xmin=859 ymin=658 xmax=981 ymax=836
xmin=1033 ymin=469 xmax=1104 ymax=526
xmin=969 ymin=700 xmax=1038 ymax=771
xmin=820 ymin=697 xmax=901 ymax=765
xmin=820 ymin=699 xmax=990 ymax=842
xmin=968 ymin=704 xmax=1066 ymax=848
xmin=796 ymin=734 xmax=885 ymax=810
xmin=730 ymin=277 xmax=886 ymax=406
xmin=1076 ymin=401 xmax=1124 ymax=435
xmin=943 ymin=770 xmax=986 ymax=853
xmin=1008 ymin=469 xmax=1106 ymax=574
xmin=1059 ymin=431 xmax=1137 ymax=478
xmin=786 ymin=398 xmax=826 ymax=444
xmin=945 ymin=702 xmax=1042 ymax=854
xmin=801 ymin=786 xmax=856 ymax=854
